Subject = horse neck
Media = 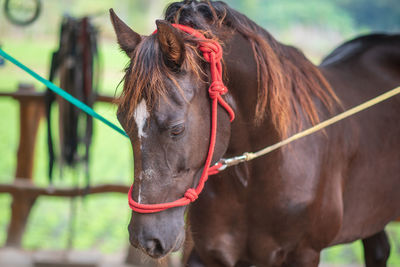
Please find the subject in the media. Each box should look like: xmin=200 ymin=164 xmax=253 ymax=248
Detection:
xmin=222 ymin=29 xmax=335 ymax=158
xmin=222 ymin=32 xmax=287 ymax=156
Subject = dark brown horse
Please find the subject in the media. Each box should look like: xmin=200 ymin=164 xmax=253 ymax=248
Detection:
xmin=110 ymin=1 xmax=400 ymax=266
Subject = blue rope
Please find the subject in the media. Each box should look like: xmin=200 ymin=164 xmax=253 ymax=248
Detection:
xmin=0 ymin=48 xmax=129 ymax=138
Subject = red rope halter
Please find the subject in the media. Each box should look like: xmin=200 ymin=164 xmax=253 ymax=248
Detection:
xmin=128 ymin=24 xmax=235 ymax=213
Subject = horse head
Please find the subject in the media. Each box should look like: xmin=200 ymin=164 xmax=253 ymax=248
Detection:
xmin=110 ymin=9 xmax=232 ymax=258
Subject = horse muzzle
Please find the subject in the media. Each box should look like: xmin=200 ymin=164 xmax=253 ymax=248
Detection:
xmin=128 ymin=209 xmax=186 ymax=259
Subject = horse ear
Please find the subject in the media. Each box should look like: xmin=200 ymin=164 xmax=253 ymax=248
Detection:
xmin=155 ymin=20 xmax=186 ymax=68
xmin=109 ymin=9 xmax=141 ymax=57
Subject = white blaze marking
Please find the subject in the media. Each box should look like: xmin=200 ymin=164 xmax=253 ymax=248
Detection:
xmin=134 ymin=100 xmax=149 ymax=204
xmin=134 ymin=99 xmax=149 ymax=139
xmin=138 ymin=180 xmax=142 ymax=204
xmin=137 ymin=169 xmax=155 ymax=204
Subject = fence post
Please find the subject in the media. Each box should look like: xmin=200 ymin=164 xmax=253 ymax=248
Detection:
xmin=6 ymin=83 xmax=43 ymax=247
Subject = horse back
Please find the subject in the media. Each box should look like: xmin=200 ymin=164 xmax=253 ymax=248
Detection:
xmin=319 ymin=33 xmax=400 ymax=244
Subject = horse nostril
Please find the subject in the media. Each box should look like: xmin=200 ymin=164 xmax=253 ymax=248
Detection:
xmin=145 ymin=238 xmax=165 ymax=257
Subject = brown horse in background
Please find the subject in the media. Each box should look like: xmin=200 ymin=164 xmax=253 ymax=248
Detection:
xmin=110 ymin=1 xmax=400 ymax=266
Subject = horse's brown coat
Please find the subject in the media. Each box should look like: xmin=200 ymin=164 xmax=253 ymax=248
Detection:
xmin=111 ymin=1 xmax=400 ymax=266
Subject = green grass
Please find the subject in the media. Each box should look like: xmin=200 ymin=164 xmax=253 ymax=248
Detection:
xmin=322 ymin=224 xmax=400 ymax=266
xmin=1 ymin=34 xmax=400 ymax=265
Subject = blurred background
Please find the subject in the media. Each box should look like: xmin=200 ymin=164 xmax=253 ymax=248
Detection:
xmin=0 ymin=0 xmax=399 ymax=266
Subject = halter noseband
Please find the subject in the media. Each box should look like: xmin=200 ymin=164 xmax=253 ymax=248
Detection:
xmin=128 ymin=24 xmax=235 ymax=213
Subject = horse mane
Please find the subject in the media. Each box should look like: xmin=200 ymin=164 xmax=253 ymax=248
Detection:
xmin=119 ymin=0 xmax=339 ymax=138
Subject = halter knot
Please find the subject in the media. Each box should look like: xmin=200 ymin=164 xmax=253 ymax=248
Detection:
xmin=184 ymin=188 xmax=198 ymax=202
xmin=199 ymin=41 xmax=223 ymax=62
xmin=208 ymin=81 xmax=227 ymax=99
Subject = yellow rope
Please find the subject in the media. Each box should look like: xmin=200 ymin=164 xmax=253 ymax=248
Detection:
xmin=243 ymin=86 xmax=400 ymax=161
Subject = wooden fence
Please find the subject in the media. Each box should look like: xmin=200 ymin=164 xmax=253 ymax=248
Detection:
xmin=0 ymin=83 xmax=130 ymax=247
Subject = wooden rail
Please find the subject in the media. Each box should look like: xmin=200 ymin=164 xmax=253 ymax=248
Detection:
xmin=0 ymin=90 xmax=116 ymax=103
xmin=0 ymin=84 xmax=123 ymax=247
xmin=0 ymin=179 xmax=129 ymax=197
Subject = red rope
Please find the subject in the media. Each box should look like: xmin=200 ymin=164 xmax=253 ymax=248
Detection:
xmin=128 ymin=24 xmax=235 ymax=213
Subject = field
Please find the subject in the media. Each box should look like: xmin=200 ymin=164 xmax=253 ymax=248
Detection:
xmin=0 ymin=2 xmax=400 ymax=265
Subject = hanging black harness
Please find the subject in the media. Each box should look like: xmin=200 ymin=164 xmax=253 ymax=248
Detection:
xmin=45 ymin=16 xmax=99 ymax=184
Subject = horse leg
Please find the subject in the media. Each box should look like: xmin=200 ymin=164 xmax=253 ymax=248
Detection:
xmin=185 ymin=248 xmax=252 ymax=267
xmin=185 ymin=248 xmax=206 ymax=267
xmin=234 ymin=261 xmax=252 ymax=267
xmin=282 ymin=247 xmax=320 ymax=267
xmin=362 ymin=230 xmax=390 ymax=267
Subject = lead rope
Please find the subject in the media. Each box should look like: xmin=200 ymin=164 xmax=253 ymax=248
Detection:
xmin=127 ymin=24 xmax=235 ymax=213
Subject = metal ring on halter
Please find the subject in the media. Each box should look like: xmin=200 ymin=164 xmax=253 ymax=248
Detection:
xmin=217 ymin=155 xmax=248 ymax=171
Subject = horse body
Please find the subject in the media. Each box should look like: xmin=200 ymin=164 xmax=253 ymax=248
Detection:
xmin=320 ymin=35 xmax=400 ymax=244
xmin=192 ymin=33 xmax=400 ymax=267
xmin=190 ymin=33 xmax=400 ymax=267
xmin=110 ymin=1 xmax=400 ymax=266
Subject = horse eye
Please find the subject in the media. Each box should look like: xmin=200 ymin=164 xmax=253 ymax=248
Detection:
xmin=170 ymin=124 xmax=185 ymax=137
